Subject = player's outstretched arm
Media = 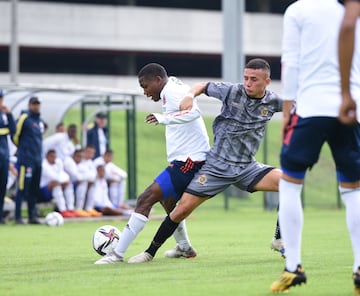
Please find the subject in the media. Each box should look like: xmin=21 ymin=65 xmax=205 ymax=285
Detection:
xmin=180 ymin=82 xmax=208 ymax=111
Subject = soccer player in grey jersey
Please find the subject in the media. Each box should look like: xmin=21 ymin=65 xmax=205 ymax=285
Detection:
xmin=128 ymin=58 xmax=286 ymax=263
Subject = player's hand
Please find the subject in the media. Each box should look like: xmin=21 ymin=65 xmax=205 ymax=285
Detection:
xmin=281 ymin=115 xmax=290 ymax=142
xmin=145 ymin=113 xmax=159 ymax=125
xmin=9 ymin=163 xmax=18 ymax=177
xmin=338 ymin=95 xmax=357 ymax=125
xmin=180 ymin=96 xmax=193 ymax=111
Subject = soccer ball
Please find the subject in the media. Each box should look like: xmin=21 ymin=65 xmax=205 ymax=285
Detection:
xmin=45 ymin=211 xmax=64 ymax=227
xmin=92 ymin=225 xmax=121 ymax=256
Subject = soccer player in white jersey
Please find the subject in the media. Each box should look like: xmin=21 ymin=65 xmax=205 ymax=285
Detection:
xmin=42 ymin=124 xmax=80 ymax=161
xmin=63 ymin=148 xmax=91 ymax=217
xmin=90 ymin=164 xmax=133 ymax=216
xmin=270 ymin=0 xmax=360 ymax=293
xmin=93 ymin=149 xmax=128 ymax=208
xmin=95 ymin=63 xmax=210 ymax=264
xmin=78 ymin=145 xmax=102 ymax=217
xmin=128 ymin=58 xmax=284 ymax=264
xmin=40 ymin=149 xmax=78 ymax=218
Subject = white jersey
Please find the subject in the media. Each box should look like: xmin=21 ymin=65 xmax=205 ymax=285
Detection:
xmin=153 ymin=76 xmax=210 ymax=162
xmin=77 ymin=158 xmax=97 ymax=182
xmin=63 ymin=156 xmax=84 ymax=182
xmin=94 ymin=156 xmax=127 ymax=182
xmin=281 ymin=0 xmax=360 ymax=118
xmin=40 ymin=158 xmax=70 ymax=187
xmin=92 ymin=178 xmax=114 ymax=209
xmin=43 ymin=132 xmax=78 ymax=161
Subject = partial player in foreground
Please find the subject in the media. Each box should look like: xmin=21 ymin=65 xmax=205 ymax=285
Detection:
xmin=95 ymin=63 xmax=211 ymax=264
xmin=128 ymin=58 xmax=285 ymax=264
xmin=270 ymin=0 xmax=360 ymax=293
xmin=338 ymin=0 xmax=360 ymax=125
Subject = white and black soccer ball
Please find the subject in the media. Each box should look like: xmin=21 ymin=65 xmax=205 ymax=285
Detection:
xmin=45 ymin=211 xmax=64 ymax=227
xmin=92 ymin=225 xmax=121 ymax=256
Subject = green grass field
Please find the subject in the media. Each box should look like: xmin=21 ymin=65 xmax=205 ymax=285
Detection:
xmin=2 ymin=108 xmax=352 ymax=295
xmin=1 ymin=198 xmax=354 ymax=296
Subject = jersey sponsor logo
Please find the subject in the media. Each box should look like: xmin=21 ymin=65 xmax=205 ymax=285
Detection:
xmin=25 ymin=167 xmax=33 ymax=178
xmin=196 ymin=174 xmax=207 ymax=185
xmin=260 ymin=107 xmax=269 ymax=117
xmin=39 ymin=122 xmax=45 ymax=133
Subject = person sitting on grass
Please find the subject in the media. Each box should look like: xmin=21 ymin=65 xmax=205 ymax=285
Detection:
xmin=90 ymin=164 xmax=133 ymax=216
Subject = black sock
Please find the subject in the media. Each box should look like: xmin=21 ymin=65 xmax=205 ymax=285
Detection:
xmin=274 ymin=217 xmax=281 ymax=240
xmin=145 ymin=215 xmax=179 ymax=257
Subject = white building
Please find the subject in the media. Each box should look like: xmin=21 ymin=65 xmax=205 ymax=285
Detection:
xmin=0 ymin=0 xmax=294 ymax=94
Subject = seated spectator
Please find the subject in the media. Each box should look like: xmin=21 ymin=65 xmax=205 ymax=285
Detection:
xmin=78 ymin=145 xmax=102 ymax=217
xmin=43 ymin=123 xmax=81 ymax=161
xmin=94 ymin=149 xmax=128 ymax=208
xmin=39 ymin=149 xmax=79 ymax=218
xmin=63 ymin=149 xmax=91 ymax=217
xmin=55 ymin=122 xmax=65 ymax=133
xmin=90 ymin=164 xmax=133 ymax=216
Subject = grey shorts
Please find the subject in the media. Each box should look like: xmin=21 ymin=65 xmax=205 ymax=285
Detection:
xmin=185 ymin=157 xmax=275 ymax=198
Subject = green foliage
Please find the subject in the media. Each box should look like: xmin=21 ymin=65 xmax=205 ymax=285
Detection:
xmin=0 ymin=198 xmax=352 ymax=296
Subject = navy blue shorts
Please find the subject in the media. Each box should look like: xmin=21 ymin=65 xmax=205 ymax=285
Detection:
xmin=281 ymin=114 xmax=360 ymax=182
xmin=38 ymin=186 xmax=52 ymax=203
xmin=155 ymin=157 xmax=205 ymax=201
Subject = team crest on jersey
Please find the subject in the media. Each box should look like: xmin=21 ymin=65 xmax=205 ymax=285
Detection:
xmin=260 ymin=107 xmax=269 ymax=117
xmin=197 ymin=174 xmax=207 ymax=185
xmin=39 ymin=122 xmax=45 ymax=133
xmin=25 ymin=167 xmax=32 ymax=178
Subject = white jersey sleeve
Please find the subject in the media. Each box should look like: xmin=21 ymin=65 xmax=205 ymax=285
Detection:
xmin=158 ymin=76 xmax=210 ymax=162
xmin=153 ymin=108 xmax=201 ymax=125
xmin=105 ymin=162 xmax=128 ymax=180
xmin=40 ymin=159 xmax=65 ymax=186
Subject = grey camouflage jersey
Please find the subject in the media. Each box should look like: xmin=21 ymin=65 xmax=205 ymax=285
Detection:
xmin=205 ymin=82 xmax=282 ymax=165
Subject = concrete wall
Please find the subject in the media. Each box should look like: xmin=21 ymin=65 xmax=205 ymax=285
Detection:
xmin=0 ymin=1 xmax=283 ymax=55
xmin=0 ymin=1 xmax=283 ymax=96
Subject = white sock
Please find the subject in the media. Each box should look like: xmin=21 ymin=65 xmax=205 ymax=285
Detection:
xmin=75 ymin=182 xmax=87 ymax=210
xmin=118 ymin=181 xmax=126 ymax=205
xmin=340 ymin=186 xmax=360 ymax=273
xmin=173 ymin=220 xmax=191 ymax=250
xmin=109 ymin=183 xmax=119 ymax=206
xmin=114 ymin=212 xmax=148 ymax=258
xmin=64 ymin=184 xmax=75 ymax=211
xmin=52 ymin=185 xmax=66 ymax=212
xmin=279 ymin=179 xmax=303 ymax=272
xmin=84 ymin=185 xmax=95 ymax=211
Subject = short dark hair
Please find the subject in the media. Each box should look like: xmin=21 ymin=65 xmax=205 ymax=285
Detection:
xmin=245 ymin=58 xmax=271 ymax=76
xmin=105 ymin=149 xmax=113 ymax=154
xmin=138 ymin=63 xmax=168 ymax=80
xmin=46 ymin=149 xmax=56 ymax=155
xmin=56 ymin=122 xmax=64 ymax=129
xmin=85 ymin=144 xmax=96 ymax=150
